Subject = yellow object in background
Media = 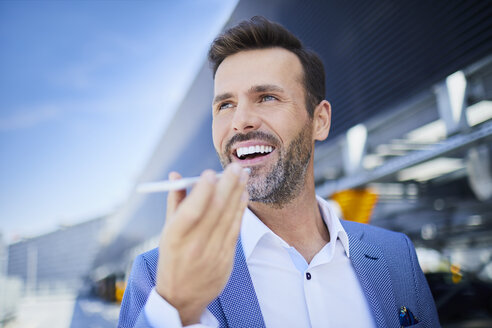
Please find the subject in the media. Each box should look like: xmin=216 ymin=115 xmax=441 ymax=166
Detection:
xmin=450 ymin=264 xmax=463 ymax=284
xmin=115 ymin=281 xmax=126 ymax=303
xmin=331 ymin=189 xmax=378 ymax=224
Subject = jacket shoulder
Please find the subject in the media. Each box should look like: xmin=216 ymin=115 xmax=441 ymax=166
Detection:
xmin=341 ymin=219 xmax=407 ymax=243
xmin=138 ymin=247 xmax=159 ymax=282
xmin=118 ymin=247 xmax=159 ymax=328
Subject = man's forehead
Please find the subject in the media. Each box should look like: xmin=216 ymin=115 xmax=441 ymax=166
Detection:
xmin=213 ymin=48 xmax=304 ymax=95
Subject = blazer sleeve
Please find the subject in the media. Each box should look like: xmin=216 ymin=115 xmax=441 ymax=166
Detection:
xmin=403 ymin=234 xmax=441 ymax=327
xmin=118 ymin=253 xmax=156 ymax=328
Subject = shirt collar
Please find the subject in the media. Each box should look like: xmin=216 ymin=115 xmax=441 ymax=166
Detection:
xmin=316 ymin=194 xmax=350 ymax=258
xmin=240 ymin=195 xmax=350 ymax=261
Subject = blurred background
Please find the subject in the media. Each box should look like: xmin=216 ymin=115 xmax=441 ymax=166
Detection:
xmin=1 ymin=0 xmax=491 ymax=327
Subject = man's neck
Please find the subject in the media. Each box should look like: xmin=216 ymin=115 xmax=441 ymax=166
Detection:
xmin=248 ymin=174 xmax=330 ymax=264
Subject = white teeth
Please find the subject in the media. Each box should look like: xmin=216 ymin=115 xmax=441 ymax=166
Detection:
xmin=236 ymin=145 xmax=274 ymax=158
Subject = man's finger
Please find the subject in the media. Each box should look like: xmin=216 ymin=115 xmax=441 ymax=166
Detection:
xmin=166 ymin=171 xmax=186 ymax=220
xmin=195 ymin=163 xmax=243 ymax=236
xmin=222 ymin=190 xmax=248 ymax=252
xmin=209 ymin=168 xmax=248 ymax=239
xmin=173 ymin=170 xmax=217 ymax=235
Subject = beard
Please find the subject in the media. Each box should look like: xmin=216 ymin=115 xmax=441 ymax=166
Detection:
xmin=217 ymin=124 xmax=313 ymax=208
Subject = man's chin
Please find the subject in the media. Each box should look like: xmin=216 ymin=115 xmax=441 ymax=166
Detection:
xmin=247 ymin=167 xmax=275 ymax=186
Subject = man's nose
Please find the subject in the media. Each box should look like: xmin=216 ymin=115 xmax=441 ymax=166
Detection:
xmin=232 ymin=103 xmax=261 ymax=133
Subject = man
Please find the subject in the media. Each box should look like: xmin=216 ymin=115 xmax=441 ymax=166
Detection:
xmin=119 ymin=17 xmax=440 ymax=327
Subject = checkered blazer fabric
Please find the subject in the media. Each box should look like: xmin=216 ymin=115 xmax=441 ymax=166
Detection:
xmin=340 ymin=220 xmax=440 ymax=328
xmin=118 ymin=220 xmax=440 ymax=327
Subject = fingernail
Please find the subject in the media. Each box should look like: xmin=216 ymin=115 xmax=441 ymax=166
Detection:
xmin=229 ymin=163 xmax=242 ymax=176
xmin=168 ymin=171 xmax=180 ymax=180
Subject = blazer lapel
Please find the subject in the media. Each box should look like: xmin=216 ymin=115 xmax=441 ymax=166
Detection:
xmin=342 ymin=222 xmax=400 ymax=328
xmin=216 ymin=237 xmax=266 ymax=328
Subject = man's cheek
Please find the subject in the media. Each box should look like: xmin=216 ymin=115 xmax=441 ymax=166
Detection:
xmin=211 ymin=137 xmax=220 ymax=155
xmin=212 ymin=128 xmax=224 ymax=151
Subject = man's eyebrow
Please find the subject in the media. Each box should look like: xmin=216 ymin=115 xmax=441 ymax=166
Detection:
xmin=249 ymin=84 xmax=285 ymax=94
xmin=213 ymin=92 xmax=233 ymax=105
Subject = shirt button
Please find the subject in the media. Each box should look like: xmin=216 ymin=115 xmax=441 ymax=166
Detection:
xmin=306 ymin=272 xmax=311 ymax=280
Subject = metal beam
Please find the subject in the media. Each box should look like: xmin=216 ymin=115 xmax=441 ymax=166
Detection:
xmin=317 ymin=120 xmax=492 ymax=197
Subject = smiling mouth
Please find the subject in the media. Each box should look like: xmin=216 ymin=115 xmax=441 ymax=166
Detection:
xmin=235 ymin=145 xmax=274 ymax=160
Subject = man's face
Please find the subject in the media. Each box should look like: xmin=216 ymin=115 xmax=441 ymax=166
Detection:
xmin=212 ymin=48 xmax=314 ymax=206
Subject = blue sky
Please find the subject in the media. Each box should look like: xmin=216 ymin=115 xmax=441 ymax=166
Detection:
xmin=0 ymin=0 xmax=237 ymax=243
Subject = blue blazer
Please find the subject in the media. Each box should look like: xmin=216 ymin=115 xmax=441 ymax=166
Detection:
xmin=118 ymin=220 xmax=440 ymax=327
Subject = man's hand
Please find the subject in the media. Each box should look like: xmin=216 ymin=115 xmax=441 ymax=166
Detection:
xmin=155 ymin=163 xmax=249 ymax=325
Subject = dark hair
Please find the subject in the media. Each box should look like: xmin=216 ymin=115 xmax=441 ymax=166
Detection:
xmin=208 ymin=16 xmax=325 ymax=117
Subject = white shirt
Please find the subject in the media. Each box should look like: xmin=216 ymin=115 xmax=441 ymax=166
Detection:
xmin=145 ymin=196 xmax=376 ymax=327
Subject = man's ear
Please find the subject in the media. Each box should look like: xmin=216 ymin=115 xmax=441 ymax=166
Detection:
xmin=313 ymin=100 xmax=331 ymax=141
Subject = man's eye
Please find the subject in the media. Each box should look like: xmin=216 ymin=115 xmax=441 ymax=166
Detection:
xmin=261 ymin=95 xmax=276 ymax=102
xmin=218 ymin=103 xmax=233 ymax=110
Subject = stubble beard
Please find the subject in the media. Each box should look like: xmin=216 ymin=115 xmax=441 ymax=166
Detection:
xmin=218 ymin=124 xmax=313 ymax=208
